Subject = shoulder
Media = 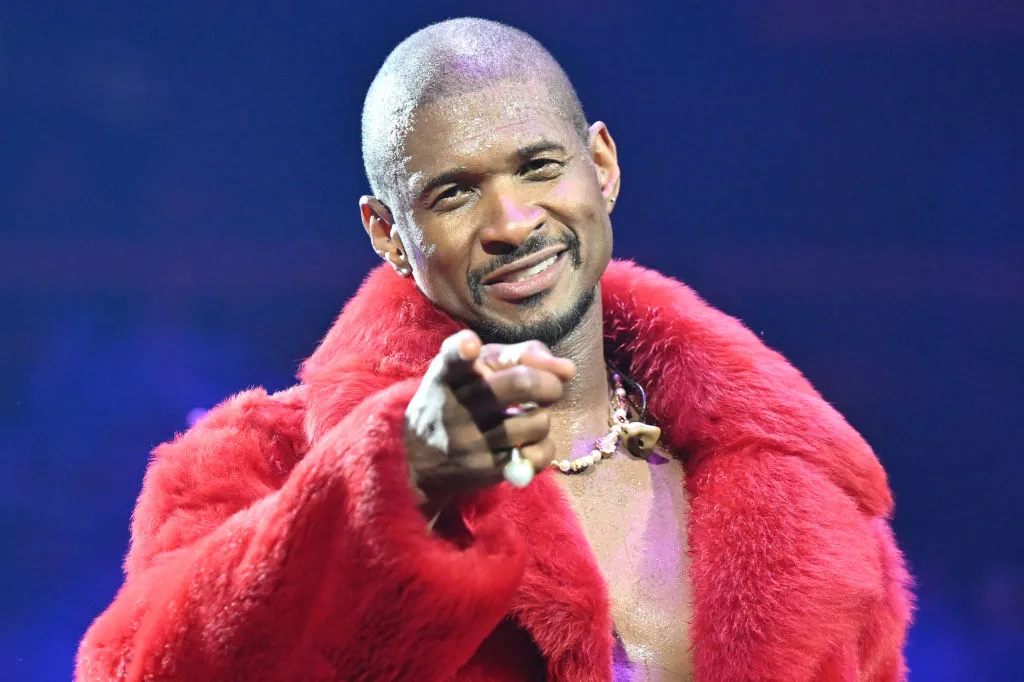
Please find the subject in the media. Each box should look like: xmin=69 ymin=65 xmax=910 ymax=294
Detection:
xmin=125 ymin=385 xmax=309 ymax=576
xmin=602 ymin=259 xmax=893 ymax=517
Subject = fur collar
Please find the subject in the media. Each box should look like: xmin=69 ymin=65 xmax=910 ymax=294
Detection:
xmin=298 ymin=260 xmax=894 ymax=680
xmin=300 ymin=260 xmax=889 ymax=518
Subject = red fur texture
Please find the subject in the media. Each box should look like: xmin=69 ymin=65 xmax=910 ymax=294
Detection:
xmin=77 ymin=261 xmax=913 ymax=681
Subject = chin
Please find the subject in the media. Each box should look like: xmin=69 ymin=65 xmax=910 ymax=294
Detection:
xmin=469 ymin=285 xmax=597 ymax=348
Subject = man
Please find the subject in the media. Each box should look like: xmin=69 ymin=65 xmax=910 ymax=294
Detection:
xmin=78 ymin=18 xmax=912 ymax=682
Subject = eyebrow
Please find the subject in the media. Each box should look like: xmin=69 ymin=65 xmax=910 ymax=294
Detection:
xmin=412 ymin=140 xmax=570 ymax=200
xmin=516 ymin=140 xmax=569 ymax=159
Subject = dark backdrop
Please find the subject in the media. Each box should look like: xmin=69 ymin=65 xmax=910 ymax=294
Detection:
xmin=2 ymin=2 xmax=1022 ymax=680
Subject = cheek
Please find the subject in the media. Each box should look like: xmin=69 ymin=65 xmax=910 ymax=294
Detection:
xmin=549 ymin=166 xmax=606 ymax=223
xmin=558 ymin=178 xmax=612 ymax=265
xmin=557 ymin=179 xmax=608 ymax=242
xmin=408 ymin=223 xmax=474 ymax=302
xmin=547 ymin=173 xmax=583 ymax=205
xmin=395 ymin=213 xmax=431 ymax=265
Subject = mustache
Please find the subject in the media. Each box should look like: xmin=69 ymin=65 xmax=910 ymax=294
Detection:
xmin=467 ymin=232 xmax=581 ymax=304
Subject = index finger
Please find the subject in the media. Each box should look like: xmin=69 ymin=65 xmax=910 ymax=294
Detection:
xmin=436 ymin=330 xmax=482 ymax=389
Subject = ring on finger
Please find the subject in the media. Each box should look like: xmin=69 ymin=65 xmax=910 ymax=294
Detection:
xmin=504 ymin=401 xmax=539 ymax=418
xmin=496 ymin=346 xmax=522 ymax=368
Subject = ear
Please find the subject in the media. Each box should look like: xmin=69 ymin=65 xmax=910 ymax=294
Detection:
xmin=359 ymin=195 xmax=411 ymax=277
xmin=588 ymin=121 xmax=621 ymax=214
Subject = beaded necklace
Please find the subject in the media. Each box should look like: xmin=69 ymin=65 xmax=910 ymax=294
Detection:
xmin=549 ymin=370 xmax=661 ymax=474
xmin=502 ymin=365 xmax=662 ymax=487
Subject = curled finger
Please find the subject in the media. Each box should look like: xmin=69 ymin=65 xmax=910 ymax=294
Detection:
xmin=514 ymin=440 xmax=557 ymax=476
xmin=485 ymin=365 xmax=565 ymax=407
xmin=482 ymin=409 xmax=551 ymax=453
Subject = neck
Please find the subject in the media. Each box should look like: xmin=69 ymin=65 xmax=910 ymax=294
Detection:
xmin=549 ymin=288 xmax=610 ymax=453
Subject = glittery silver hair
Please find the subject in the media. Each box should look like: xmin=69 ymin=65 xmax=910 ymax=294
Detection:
xmin=361 ymin=17 xmax=589 ymax=208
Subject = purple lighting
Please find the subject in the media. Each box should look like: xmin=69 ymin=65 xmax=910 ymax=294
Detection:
xmin=186 ymin=408 xmax=209 ymax=427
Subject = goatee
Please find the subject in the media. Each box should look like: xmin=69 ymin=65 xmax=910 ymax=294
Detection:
xmin=468 ymin=284 xmax=597 ymax=348
xmin=465 ymin=230 xmax=593 ymax=347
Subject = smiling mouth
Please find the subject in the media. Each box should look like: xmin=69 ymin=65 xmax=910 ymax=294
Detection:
xmin=482 ymin=246 xmax=567 ymax=285
xmin=499 ymin=253 xmax=558 ymax=282
xmin=480 ymin=247 xmax=570 ymax=303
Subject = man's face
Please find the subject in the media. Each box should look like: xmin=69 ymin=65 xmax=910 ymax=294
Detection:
xmin=387 ymin=80 xmax=617 ymax=346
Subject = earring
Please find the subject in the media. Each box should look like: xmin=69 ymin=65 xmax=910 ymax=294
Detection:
xmin=609 ymin=196 xmax=617 ymax=204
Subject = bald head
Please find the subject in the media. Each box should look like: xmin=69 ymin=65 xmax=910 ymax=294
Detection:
xmin=361 ymin=18 xmax=588 ymax=208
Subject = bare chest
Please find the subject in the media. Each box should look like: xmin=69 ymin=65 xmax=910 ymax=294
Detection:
xmin=551 ymin=450 xmax=693 ymax=680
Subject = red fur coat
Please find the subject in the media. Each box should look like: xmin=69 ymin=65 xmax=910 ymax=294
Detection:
xmin=77 ymin=260 xmax=913 ymax=681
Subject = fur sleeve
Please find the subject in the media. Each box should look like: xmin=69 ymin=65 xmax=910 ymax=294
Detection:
xmin=687 ymin=449 xmax=912 ymax=682
xmin=76 ymin=380 xmax=527 ymax=682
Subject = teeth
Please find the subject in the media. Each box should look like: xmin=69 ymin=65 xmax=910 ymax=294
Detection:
xmin=509 ymin=255 xmax=557 ymax=282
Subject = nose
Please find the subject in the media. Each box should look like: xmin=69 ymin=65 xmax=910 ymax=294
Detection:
xmin=478 ymin=187 xmax=544 ymax=255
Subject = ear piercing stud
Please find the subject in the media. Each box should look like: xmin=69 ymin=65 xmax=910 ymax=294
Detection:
xmin=382 ymin=251 xmax=411 ymax=276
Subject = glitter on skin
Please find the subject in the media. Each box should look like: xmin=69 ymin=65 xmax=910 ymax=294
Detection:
xmin=361 ymin=18 xmax=588 ymax=212
xmin=393 ymin=81 xmax=609 ymax=347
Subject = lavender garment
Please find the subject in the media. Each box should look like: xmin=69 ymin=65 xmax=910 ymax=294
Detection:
xmin=613 ymin=634 xmax=644 ymax=681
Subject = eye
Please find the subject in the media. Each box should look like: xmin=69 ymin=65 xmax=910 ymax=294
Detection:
xmin=520 ymin=158 xmax=564 ymax=178
xmin=431 ymin=184 xmax=472 ymax=209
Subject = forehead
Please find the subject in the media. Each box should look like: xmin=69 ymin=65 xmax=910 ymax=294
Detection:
xmin=400 ymin=81 xmax=580 ymax=189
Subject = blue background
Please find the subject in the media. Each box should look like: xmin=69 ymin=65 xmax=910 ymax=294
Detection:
xmin=2 ymin=2 xmax=1022 ymax=679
